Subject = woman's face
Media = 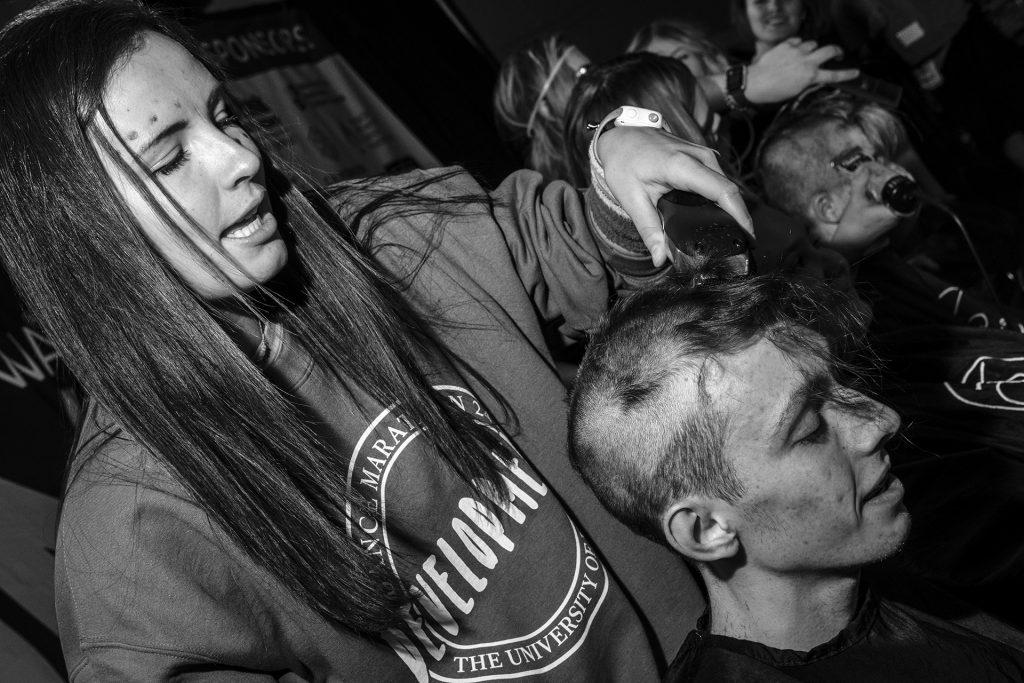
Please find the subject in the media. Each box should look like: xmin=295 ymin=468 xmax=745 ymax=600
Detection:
xmin=746 ymin=0 xmax=804 ymax=48
xmin=96 ymin=32 xmax=287 ymax=299
xmin=644 ymin=36 xmax=724 ymax=78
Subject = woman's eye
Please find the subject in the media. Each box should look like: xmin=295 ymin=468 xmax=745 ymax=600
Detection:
xmin=155 ymin=149 xmax=189 ymax=176
xmin=215 ymin=112 xmax=240 ymax=130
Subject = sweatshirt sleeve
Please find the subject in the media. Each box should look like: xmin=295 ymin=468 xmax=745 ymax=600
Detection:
xmin=335 ymin=167 xmax=618 ymax=341
xmin=583 ymin=130 xmax=673 ymax=290
xmin=487 ymin=169 xmax=612 ymax=338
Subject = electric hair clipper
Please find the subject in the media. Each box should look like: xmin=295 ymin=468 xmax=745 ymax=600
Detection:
xmin=658 ymin=190 xmax=756 ymax=280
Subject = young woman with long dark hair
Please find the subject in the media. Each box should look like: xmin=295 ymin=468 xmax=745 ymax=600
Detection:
xmin=0 ymin=0 xmax=751 ymax=679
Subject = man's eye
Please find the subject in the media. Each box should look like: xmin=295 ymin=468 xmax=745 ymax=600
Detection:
xmin=843 ymin=155 xmax=871 ymax=171
xmin=832 ymin=149 xmax=873 ymax=172
xmin=797 ymin=412 xmax=829 ymax=445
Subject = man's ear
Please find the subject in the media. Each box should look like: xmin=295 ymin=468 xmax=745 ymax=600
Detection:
xmin=810 ymin=191 xmax=841 ymax=225
xmin=662 ymin=497 xmax=740 ymax=562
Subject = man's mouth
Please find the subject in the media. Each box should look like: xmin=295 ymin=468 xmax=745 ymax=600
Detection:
xmin=862 ymin=468 xmax=897 ymax=503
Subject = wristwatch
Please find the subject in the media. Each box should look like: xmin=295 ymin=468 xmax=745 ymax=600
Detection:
xmin=724 ymin=65 xmax=754 ymax=114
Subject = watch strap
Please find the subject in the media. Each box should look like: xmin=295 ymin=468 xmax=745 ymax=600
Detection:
xmin=725 ymin=65 xmax=754 ymax=113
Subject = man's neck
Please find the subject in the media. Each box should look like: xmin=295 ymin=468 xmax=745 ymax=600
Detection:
xmin=703 ymin=566 xmax=860 ymax=652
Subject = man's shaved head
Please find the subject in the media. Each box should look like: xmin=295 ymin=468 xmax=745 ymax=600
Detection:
xmin=758 ymin=89 xmax=906 ymax=218
xmin=568 ymin=273 xmax=870 ymax=544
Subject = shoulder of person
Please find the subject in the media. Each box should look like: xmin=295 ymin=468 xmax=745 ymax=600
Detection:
xmin=56 ymin=411 xmax=289 ymax=675
xmin=665 ymin=635 xmax=798 ymax=682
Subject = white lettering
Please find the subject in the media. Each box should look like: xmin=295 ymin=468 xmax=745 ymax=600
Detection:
xmin=437 ymin=538 xmax=487 ymax=593
xmin=459 ymin=498 xmax=514 ymax=553
xmin=413 ymin=575 xmax=459 ymax=636
xmin=421 ymin=555 xmax=473 ymax=614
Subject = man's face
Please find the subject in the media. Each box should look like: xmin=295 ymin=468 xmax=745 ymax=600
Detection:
xmin=814 ymin=123 xmax=912 ymax=255
xmin=711 ymin=336 xmax=910 ymax=572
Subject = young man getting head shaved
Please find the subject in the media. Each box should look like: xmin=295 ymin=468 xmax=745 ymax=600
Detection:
xmin=569 ymin=274 xmax=1024 ymax=681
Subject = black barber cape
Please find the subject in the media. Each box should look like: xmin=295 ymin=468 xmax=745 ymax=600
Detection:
xmin=666 ymin=592 xmax=1024 ymax=682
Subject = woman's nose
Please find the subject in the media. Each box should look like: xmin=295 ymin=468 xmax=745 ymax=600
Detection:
xmin=211 ymin=127 xmax=260 ymax=187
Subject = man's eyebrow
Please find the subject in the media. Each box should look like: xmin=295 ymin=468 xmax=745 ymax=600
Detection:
xmin=136 ymin=85 xmax=227 ymax=156
xmin=774 ymin=371 xmax=831 ymax=443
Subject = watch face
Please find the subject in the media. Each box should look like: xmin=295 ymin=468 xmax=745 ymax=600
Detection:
xmin=727 ymin=66 xmax=744 ymax=93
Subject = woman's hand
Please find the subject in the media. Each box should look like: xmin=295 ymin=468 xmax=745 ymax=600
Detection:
xmin=746 ymin=38 xmax=859 ymax=105
xmin=597 ymin=126 xmax=752 ymax=267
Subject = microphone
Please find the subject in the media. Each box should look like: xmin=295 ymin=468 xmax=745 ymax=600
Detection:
xmin=881 ymin=175 xmax=920 ymax=216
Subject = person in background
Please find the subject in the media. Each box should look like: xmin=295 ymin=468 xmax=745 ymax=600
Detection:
xmin=563 ymin=53 xmax=717 ymax=188
xmin=758 ymin=87 xmax=1021 ymax=331
xmin=0 ymin=0 xmax=754 ymax=678
xmin=495 ymin=25 xmax=857 ymax=185
xmin=493 ymin=35 xmax=589 ymax=181
xmin=562 ymin=53 xmax=850 ymax=287
xmin=732 ymin=0 xmax=828 ymax=60
xmin=829 ymin=0 xmax=1024 ymax=187
xmin=626 ymin=20 xmax=730 ymax=80
xmin=629 ymin=14 xmax=857 ymax=182
xmin=568 ymin=271 xmax=1024 ymax=682
xmin=629 ymin=17 xmax=857 ymax=121
xmin=759 ymin=88 xmax=1024 ymax=626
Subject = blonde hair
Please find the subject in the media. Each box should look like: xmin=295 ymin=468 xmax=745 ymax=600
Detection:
xmin=494 ymin=35 xmax=583 ymax=180
xmin=627 ymin=19 xmax=729 ymax=76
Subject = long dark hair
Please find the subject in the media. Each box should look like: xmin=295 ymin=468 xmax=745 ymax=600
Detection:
xmin=562 ymin=52 xmax=709 ymax=187
xmin=0 ymin=0 xmax=513 ymax=633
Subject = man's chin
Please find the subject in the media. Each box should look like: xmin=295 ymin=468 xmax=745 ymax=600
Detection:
xmin=875 ymin=510 xmax=913 ymax=563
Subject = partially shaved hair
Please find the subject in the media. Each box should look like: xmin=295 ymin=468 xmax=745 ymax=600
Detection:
xmin=568 ymin=272 xmax=871 ymax=544
xmin=758 ymin=88 xmax=907 ymax=217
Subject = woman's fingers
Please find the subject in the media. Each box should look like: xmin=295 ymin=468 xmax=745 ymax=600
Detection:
xmin=815 ymin=67 xmax=861 ymax=84
xmin=808 ymin=44 xmax=844 ymax=65
xmin=664 ymin=159 xmax=751 ymax=234
xmin=617 ymin=155 xmax=751 ymax=266
xmin=599 ymin=128 xmax=753 ymax=267
xmin=616 ymin=185 xmax=672 ymax=265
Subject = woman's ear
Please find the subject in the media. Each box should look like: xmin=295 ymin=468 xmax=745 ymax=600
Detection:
xmin=662 ymin=497 xmax=740 ymax=562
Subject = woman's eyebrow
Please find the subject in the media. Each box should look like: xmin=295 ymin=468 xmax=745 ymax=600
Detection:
xmin=206 ymin=83 xmax=227 ymax=114
xmin=136 ymin=84 xmax=226 ymax=156
xmin=137 ymin=119 xmax=187 ymax=155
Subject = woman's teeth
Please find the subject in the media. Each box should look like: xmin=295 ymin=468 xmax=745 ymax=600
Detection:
xmin=224 ymin=214 xmax=260 ymax=240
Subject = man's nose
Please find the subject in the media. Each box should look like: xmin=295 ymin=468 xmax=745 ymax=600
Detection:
xmin=843 ymin=397 xmax=901 ymax=456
